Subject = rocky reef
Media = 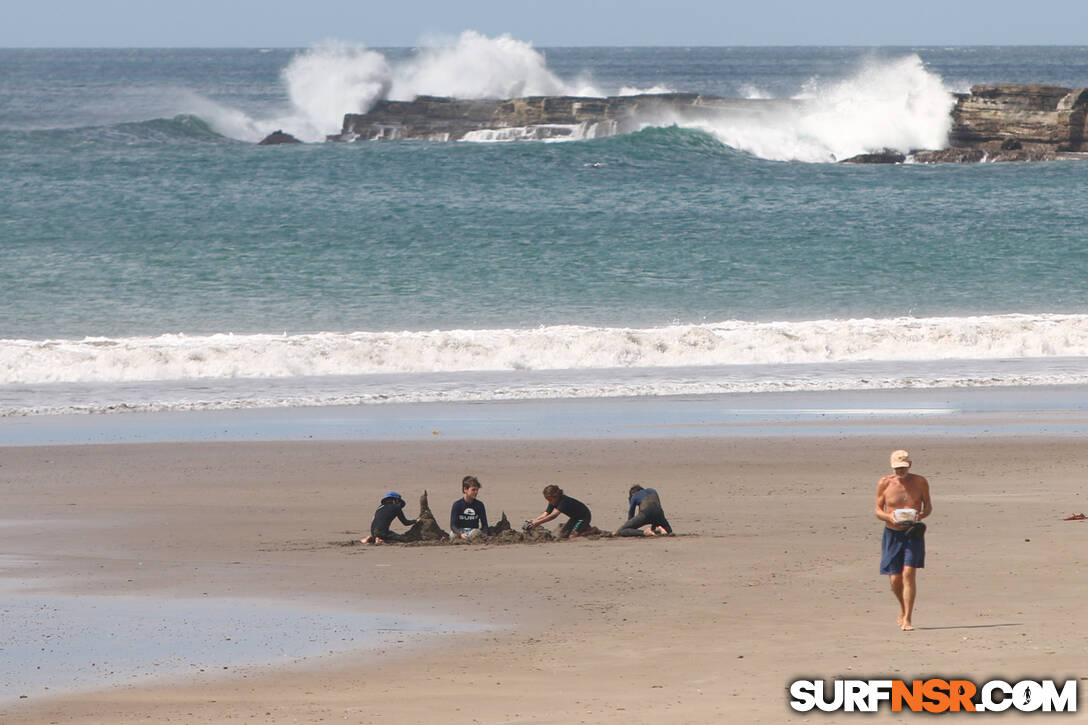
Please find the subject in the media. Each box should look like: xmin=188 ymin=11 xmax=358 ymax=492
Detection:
xmin=263 ymin=84 xmax=1088 ymax=163
xmin=326 ymin=93 xmax=794 ymax=143
xmin=911 ymin=84 xmax=1088 ymax=162
xmin=257 ymin=129 xmax=301 ymax=145
xmin=840 ymin=84 xmax=1087 ymax=163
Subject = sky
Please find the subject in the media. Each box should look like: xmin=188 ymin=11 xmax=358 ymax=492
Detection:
xmin=4 ymin=0 xmax=1087 ymax=47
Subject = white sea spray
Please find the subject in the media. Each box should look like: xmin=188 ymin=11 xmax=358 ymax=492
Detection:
xmin=691 ymin=54 xmax=955 ymax=161
xmin=194 ymin=34 xmax=955 ymax=160
xmin=200 ymin=32 xmax=604 ymax=142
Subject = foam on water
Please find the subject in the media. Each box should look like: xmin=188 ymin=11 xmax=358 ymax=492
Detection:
xmin=460 ymin=122 xmax=618 ymax=142
xmin=4 ymin=315 xmax=1088 ymax=416
xmin=5 ymin=314 xmax=1088 ymax=386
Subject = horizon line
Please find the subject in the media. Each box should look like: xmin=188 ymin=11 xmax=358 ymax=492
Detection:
xmin=3 ymin=43 xmax=1088 ymax=50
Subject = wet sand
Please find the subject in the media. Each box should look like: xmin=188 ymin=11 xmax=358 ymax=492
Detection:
xmin=3 ymin=434 xmax=1088 ymax=723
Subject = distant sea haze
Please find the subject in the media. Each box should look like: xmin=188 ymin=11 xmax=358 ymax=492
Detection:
xmin=2 ymin=42 xmax=1087 ymax=415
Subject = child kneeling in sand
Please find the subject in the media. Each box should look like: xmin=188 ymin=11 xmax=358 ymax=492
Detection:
xmin=614 ymin=484 xmax=674 ymax=536
xmin=450 ymin=475 xmax=490 ymax=540
xmin=362 ymin=491 xmax=417 ymax=544
xmin=525 ymin=485 xmax=600 ymax=538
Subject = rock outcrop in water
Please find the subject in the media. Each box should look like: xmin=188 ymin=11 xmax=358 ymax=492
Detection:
xmin=258 ymin=129 xmax=301 ymax=145
xmin=312 ymin=84 xmax=1088 ymax=162
xmin=839 ymin=149 xmax=907 ymax=164
xmin=327 ymin=93 xmax=795 ymax=143
xmin=911 ymin=84 xmax=1088 ymax=163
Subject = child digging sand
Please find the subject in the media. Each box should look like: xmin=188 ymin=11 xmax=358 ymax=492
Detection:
xmin=525 ymin=485 xmax=601 ymax=538
xmin=613 ymin=484 xmax=673 ymax=537
xmin=362 ymin=491 xmax=417 ymax=543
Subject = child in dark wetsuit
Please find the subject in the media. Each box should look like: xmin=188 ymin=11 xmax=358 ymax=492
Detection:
xmin=525 ymin=484 xmax=601 ymax=538
xmin=614 ymin=484 xmax=674 ymax=536
xmin=362 ymin=491 xmax=417 ymax=543
xmin=450 ymin=475 xmax=489 ymax=540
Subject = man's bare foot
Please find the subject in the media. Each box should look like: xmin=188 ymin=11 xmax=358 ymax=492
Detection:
xmin=654 ymin=526 xmax=669 ymax=535
xmin=644 ymin=527 xmax=658 ymax=536
xmin=896 ymin=615 xmax=905 ymax=628
xmin=900 ymin=622 xmax=914 ymax=631
xmin=373 ymin=536 xmax=385 ymax=544
xmin=360 ymin=536 xmax=373 ymax=544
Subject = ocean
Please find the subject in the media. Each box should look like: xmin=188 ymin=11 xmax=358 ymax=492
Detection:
xmin=3 ymin=39 xmax=1088 ymax=419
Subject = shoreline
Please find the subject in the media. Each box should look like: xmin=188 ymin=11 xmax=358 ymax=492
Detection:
xmin=4 ymin=430 xmax=1088 ymax=722
xmin=0 ymin=591 xmax=487 ymax=707
xmin=5 ymin=383 xmax=1088 ymax=446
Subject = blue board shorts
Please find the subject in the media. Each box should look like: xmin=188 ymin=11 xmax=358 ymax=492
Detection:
xmin=880 ymin=526 xmax=925 ymax=575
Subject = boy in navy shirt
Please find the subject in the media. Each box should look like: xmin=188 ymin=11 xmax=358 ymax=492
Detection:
xmin=450 ymin=475 xmax=489 ymax=540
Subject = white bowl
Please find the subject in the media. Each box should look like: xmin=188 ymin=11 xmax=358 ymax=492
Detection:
xmin=893 ymin=508 xmax=918 ymax=523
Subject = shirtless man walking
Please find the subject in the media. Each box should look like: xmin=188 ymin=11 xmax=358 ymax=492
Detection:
xmin=874 ymin=449 xmax=933 ymax=631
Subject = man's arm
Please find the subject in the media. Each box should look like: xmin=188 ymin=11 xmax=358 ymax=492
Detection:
xmin=917 ymin=477 xmax=933 ymax=521
xmin=874 ymin=479 xmax=896 ymax=525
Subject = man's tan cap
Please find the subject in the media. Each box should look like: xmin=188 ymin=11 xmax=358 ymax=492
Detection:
xmin=890 ymin=449 xmax=912 ymax=469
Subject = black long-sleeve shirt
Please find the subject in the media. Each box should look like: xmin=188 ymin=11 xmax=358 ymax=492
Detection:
xmin=370 ymin=497 xmax=414 ymax=536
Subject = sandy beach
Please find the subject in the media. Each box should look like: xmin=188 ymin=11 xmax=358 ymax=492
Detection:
xmin=3 ymin=429 xmax=1087 ymax=723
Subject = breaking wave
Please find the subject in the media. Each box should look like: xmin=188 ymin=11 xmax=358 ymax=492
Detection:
xmin=690 ymin=54 xmax=955 ymax=162
xmin=5 ymin=314 xmax=1088 ymax=386
xmin=199 ymin=32 xmax=604 ymax=143
xmin=177 ymin=32 xmax=954 ymax=161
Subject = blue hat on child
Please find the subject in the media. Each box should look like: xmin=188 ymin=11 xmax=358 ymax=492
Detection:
xmin=385 ymin=491 xmax=403 ymax=500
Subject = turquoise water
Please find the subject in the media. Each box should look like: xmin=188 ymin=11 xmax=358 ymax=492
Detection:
xmin=2 ymin=44 xmax=1087 ymax=415
xmin=7 ymin=132 xmax=1088 ymax=336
